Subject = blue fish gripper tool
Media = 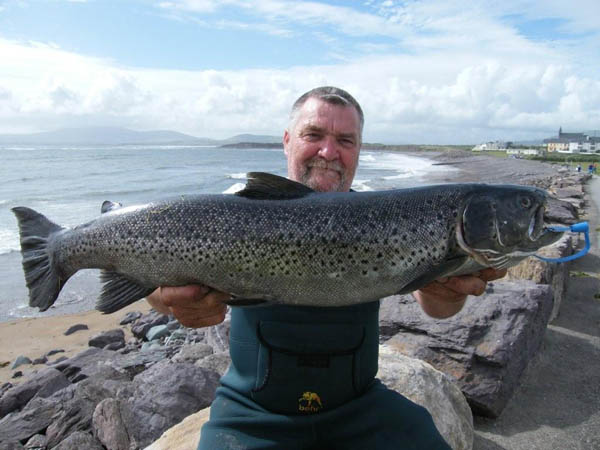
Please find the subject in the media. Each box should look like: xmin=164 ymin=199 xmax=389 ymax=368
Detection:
xmin=535 ymin=221 xmax=590 ymax=263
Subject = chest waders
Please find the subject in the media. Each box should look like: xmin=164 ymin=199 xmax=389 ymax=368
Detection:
xmin=198 ymin=301 xmax=451 ymax=450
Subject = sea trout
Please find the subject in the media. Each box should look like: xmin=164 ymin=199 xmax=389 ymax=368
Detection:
xmin=12 ymin=172 xmax=563 ymax=313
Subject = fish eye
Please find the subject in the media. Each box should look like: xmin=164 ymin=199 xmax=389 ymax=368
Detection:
xmin=519 ymin=196 xmax=532 ymax=209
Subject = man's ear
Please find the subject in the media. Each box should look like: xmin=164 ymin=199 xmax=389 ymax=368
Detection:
xmin=283 ymin=129 xmax=290 ymax=156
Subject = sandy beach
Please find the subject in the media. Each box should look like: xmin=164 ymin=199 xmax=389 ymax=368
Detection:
xmin=0 ymin=302 xmax=152 ymax=384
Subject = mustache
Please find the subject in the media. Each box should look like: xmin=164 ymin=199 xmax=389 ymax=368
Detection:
xmin=306 ymin=158 xmax=343 ymax=173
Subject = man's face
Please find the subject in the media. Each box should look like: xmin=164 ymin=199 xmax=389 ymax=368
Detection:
xmin=283 ymin=97 xmax=361 ymax=193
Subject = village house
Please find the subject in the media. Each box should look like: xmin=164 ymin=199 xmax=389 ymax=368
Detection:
xmin=544 ymin=127 xmax=600 ymax=153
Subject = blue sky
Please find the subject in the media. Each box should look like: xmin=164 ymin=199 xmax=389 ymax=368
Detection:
xmin=0 ymin=0 xmax=599 ymax=143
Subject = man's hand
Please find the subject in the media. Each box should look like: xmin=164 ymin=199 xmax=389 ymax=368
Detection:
xmin=146 ymin=285 xmax=230 ymax=328
xmin=413 ymin=268 xmax=507 ymax=319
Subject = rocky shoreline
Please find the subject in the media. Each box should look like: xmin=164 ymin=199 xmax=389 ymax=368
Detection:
xmin=0 ymin=152 xmax=591 ymax=450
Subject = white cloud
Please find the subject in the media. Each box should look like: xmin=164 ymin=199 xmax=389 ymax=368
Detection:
xmin=1 ymin=1 xmax=599 ymax=143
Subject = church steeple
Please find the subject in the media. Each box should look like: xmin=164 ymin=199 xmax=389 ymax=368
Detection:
xmin=559 ymin=126 xmax=562 ymax=137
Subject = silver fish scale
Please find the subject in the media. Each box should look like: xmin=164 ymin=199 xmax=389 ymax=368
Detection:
xmin=54 ymin=186 xmax=470 ymax=307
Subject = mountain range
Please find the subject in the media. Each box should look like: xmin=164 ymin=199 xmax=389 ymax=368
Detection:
xmin=0 ymin=127 xmax=282 ymax=146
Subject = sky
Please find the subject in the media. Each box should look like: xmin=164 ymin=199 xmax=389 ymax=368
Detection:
xmin=0 ymin=0 xmax=599 ymax=144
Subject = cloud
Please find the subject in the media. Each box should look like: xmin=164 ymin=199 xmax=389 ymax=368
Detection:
xmin=1 ymin=1 xmax=599 ymax=143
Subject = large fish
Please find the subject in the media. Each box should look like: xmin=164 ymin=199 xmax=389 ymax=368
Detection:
xmin=12 ymin=172 xmax=562 ymax=314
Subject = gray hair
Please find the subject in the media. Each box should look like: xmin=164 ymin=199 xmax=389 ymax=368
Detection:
xmin=288 ymin=86 xmax=364 ymax=140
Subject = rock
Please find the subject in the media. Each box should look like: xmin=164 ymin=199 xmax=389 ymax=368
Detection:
xmin=104 ymin=341 xmax=126 ymax=351
xmin=64 ymin=324 xmax=88 ymax=335
xmin=0 ymin=442 xmax=25 ymax=449
xmin=117 ymin=360 xmax=220 ymax=448
xmin=32 ymin=356 xmax=48 ymax=365
xmin=0 ymin=394 xmax=61 ymax=444
xmin=0 ymin=368 xmax=70 ymax=419
xmin=146 ymin=325 xmax=170 ymax=341
xmin=88 ymin=328 xmax=125 ymax=349
xmin=204 ymin=315 xmax=230 ymax=353
xmin=10 ymin=356 xmax=32 ymax=370
xmin=551 ymin=185 xmax=584 ymax=199
xmin=51 ymin=431 xmax=104 ymax=450
xmin=24 ymin=434 xmax=47 ymax=449
xmin=507 ymin=233 xmax=573 ymax=321
xmin=120 ymin=311 xmax=142 ymax=325
xmin=173 ymin=344 xmax=213 ymax=363
xmin=381 ymin=280 xmax=554 ymax=417
xmin=131 ymin=311 xmax=169 ymax=340
xmin=92 ymin=398 xmax=131 ymax=450
xmin=45 ymin=349 xmax=64 ymax=357
xmin=197 ymin=352 xmax=231 ymax=377
xmin=145 ymin=407 xmax=210 ymax=450
xmin=48 ymin=356 xmax=68 ymax=365
xmin=0 ymin=383 xmax=13 ymax=398
xmin=11 ymin=372 xmax=22 ymax=379
xmin=378 ymin=346 xmax=473 ymax=450
xmin=545 ymin=197 xmax=579 ymax=224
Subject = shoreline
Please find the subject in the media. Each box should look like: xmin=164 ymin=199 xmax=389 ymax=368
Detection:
xmin=0 ymin=152 xmax=567 ymax=386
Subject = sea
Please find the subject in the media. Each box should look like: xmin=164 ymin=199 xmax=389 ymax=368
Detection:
xmin=0 ymin=144 xmax=456 ymax=323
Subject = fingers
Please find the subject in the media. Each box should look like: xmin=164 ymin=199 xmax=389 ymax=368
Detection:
xmin=147 ymin=285 xmax=229 ymax=329
xmin=413 ymin=269 xmax=507 ymax=319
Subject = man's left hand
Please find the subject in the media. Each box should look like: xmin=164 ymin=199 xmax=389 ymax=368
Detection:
xmin=413 ymin=268 xmax=507 ymax=319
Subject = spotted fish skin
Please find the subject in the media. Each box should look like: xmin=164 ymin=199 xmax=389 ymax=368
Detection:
xmin=12 ymin=172 xmax=562 ymax=314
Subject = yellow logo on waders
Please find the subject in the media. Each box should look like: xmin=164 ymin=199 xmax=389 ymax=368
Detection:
xmin=298 ymin=391 xmax=323 ymax=413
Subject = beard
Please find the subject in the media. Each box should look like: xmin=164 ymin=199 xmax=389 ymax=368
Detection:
xmin=299 ymin=157 xmax=346 ymax=192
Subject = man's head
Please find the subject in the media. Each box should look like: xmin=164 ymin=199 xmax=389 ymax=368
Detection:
xmin=283 ymin=86 xmax=363 ymax=193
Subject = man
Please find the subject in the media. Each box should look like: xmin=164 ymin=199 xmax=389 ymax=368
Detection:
xmin=148 ymin=87 xmax=505 ymax=449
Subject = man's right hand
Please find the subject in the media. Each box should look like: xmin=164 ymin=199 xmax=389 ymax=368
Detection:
xmin=146 ymin=285 xmax=229 ymax=328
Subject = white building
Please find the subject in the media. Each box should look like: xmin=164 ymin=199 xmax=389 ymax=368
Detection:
xmin=506 ymin=148 xmax=546 ymax=157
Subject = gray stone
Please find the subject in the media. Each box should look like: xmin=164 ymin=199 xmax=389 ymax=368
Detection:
xmin=64 ymin=324 xmax=88 ymax=335
xmin=88 ymin=328 xmax=125 ymax=349
xmin=378 ymin=346 xmax=473 ymax=450
xmin=92 ymin=398 xmax=130 ymax=450
xmin=545 ymin=197 xmax=579 ymax=224
xmin=31 ymin=356 xmax=47 ymax=365
xmin=197 ymin=352 xmax=231 ymax=377
xmin=381 ymin=280 xmax=554 ymax=417
xmin=118 ymin=360 xmax=221 ymax=448
xmin=10 ymin=356 xmax=31 ymax=370
xmin=51 ymin=431 xmax=104 ymax=450
xmin=0 ymin=368 xmax=70 ymax=419
xmin=131 ymin=311 xmax=169 ymax=340
xmin=45 ymin=349 xmax=64 ymax=357
xmin=0 ymin=442 xmax=25 ymax=450
xmin=173 ymin=344 xmax=213 ymax=363
xmin=204 ymin=316 xmax=230 ymax=353
xmin=119 ymin=310 xmax=142 ymax=325
xmin=11 ymin=372 xmax=22 ymax=379
xmin=24 ymin=434 xmax=47 ymax=449
xmin=507 ymin=234 xmax=573 ymax=321
xmin=146 ymin=324 xmax=170 ymax=341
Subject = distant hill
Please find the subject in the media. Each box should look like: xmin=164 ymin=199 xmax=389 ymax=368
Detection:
xmin=220 ymin=134 xmax=282 ymax=145
xmin=0 ymin=127 xmax=281 ymax=146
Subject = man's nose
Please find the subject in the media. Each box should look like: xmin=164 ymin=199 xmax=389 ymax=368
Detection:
xmin=318 ymin=135 xmax=339 ymax=160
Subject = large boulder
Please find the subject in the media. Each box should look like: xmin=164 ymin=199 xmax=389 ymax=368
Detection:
xmin=144 ymin=407 xmax=210 ymax=450
xmin=506 ymin=233 xmax=573 ymax=321
xmin=377 ymin=346 xmax=474 ymax=450
xmin=380 ymin=280 xmax=554 ymax=417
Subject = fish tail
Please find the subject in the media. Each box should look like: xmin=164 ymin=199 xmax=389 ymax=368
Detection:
xmin=11 ymin=207 xmax=68 ymax=311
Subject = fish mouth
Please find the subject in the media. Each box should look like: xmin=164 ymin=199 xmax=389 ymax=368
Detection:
xmin=527 ymin=204 xmax=546 ymax=241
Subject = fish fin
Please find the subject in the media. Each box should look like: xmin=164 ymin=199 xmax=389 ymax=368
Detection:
xmin=11 ymin=207 xmax=69 ymax=311
xmin=97 ymin=271 xmax=155 ymax=314
xmin=235 ymin=172 xmax=315 ymax=200
xmin=101 ymin=201 xmax=123 ymax=214
xmin=396 ymin=256 xmax=470 ymax=294
xmin=223 ymin=297 xmax=269 ymax=307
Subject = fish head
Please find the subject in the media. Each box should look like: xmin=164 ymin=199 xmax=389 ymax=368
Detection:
xmin=457 ymin=185 xmax=563 ymax=268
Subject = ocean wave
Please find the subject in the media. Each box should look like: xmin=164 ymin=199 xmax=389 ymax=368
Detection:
xmin=227 ymin=173 xmax=248 ymax=179
xmin=351 ymin=179 xmax=374 ymax=192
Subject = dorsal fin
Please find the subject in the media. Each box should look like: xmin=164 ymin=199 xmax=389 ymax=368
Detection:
xmin=101 ymin=201 xmax=123 ymax=214
xmin=235 ymin=172 xmax=315 ymax=200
